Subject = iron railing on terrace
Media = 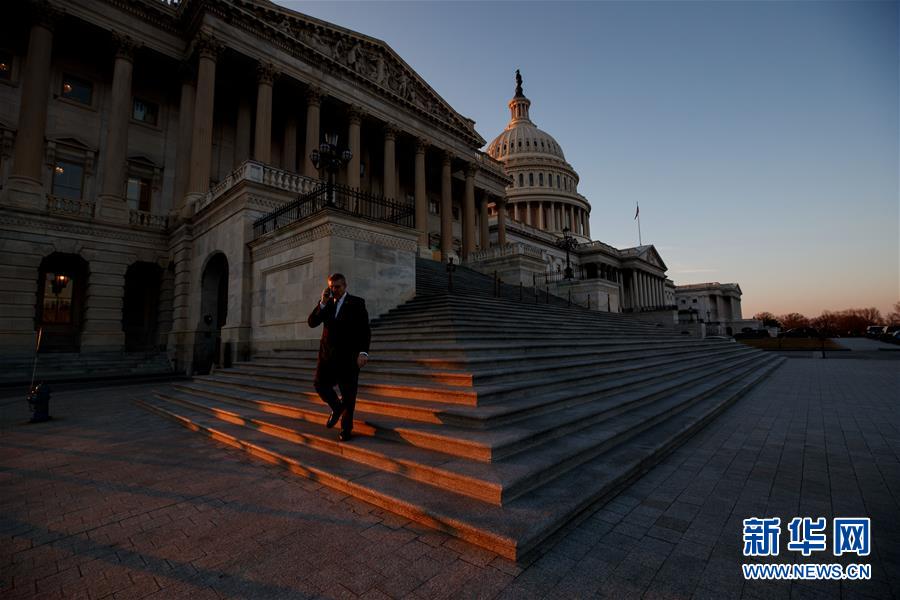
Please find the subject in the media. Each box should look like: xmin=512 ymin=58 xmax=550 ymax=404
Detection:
xmin=253 ymin=183 xmax=415 ymax=239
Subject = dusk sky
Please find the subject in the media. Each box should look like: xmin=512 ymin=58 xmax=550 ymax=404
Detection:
xmin=278 ymin=1 xmax=898 ymax=318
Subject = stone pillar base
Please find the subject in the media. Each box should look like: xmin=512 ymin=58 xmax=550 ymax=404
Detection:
xmin=80 ymin=332 xmax=126 ymax=353
xmin=221 ymin=325 xmax=252 ymax=365
xmin=4 ymin=176 xmax=45 ymax=211
xmin=96 ymin=194 xmax=129 ymax=224
xmin=181 ymin=193 xmax=202 ymax=219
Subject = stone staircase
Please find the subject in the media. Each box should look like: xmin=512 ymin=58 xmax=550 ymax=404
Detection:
xmin=134 ymin=258 xmax=783 ymax=560
xmin=1 ymin=351 xmax=174 ymax=388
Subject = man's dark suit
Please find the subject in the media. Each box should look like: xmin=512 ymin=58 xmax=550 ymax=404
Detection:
xmin=307 ymin=294 xmax=370 ymax=434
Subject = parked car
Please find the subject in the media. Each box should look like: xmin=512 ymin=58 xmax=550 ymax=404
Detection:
xmin=779 ymin=327 xmax=820 ymax=338
xmin=866 ymin=325 xmax=887 ymax=337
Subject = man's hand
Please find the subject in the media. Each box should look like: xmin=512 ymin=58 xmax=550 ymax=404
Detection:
xmin=357 ymin=354 xmax=368 ymax=369
xmin=321 ymin=287 xmax=332 ymax=305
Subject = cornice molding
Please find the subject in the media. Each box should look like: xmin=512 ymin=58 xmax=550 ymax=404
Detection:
xmin=251 ymin=219 xmax=417 ymax=261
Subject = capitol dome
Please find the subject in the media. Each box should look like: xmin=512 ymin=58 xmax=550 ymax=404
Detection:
xmin=486 ymin=71 xmax=591 ymax=241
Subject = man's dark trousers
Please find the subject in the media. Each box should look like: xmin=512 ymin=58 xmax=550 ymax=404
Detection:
xmin=307 ymin=294 xmax=370 ymax=434
xmin=313 ymin=359 xmax=359 ymax=433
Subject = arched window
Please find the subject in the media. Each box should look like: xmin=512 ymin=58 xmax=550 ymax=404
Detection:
xmin=539 ymin=173 xmax=544 ymax=186
xmin=557 ymin=174 xmax=560 ymax=188
xmin=529 ymin=173 xmax=534 ymax=186
xmin=548 ymin=173 xmax=553 ymax=187
xmin=525 ymin=139 xmax=530 ymax=147
xmin=518 ymin=173 xmax=524 ymax=187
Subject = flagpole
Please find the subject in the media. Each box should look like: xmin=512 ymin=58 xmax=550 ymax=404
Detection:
xmin=635 ymin=202 xmax=642 ymax=246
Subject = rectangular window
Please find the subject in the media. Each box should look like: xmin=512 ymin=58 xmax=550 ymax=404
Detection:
xmin=42 ymin=272 xmax=74 ymax=324
xmin=126 ymin=177 xmax=152 ymax=212
xmin=52 ymin=161 xmax=84 ymax=199
xmin=132 ymin=98 xmax=159 ymax=125
xmin=429 ymin=198 xmax=439 ymax=215
xmin=61 ymin=74 xmax=93 ymax=105
xmin=452 ymin=206 xmax=460 ymax=221
xmin=0 ymin=50 xmax=12 ymax=81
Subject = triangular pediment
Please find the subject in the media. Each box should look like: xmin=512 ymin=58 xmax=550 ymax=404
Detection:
xmin=127 ymin=154 xmax=160 ymax=169
xmin=230 ymin=0 xmax=484 ymax=147
xmin=51 ymin=136 xmax=94 ymax=151
xmin=642 ymin=245 xmax=667 ymax=271
xmin=621 ymin=244 xmax=667 ymax=271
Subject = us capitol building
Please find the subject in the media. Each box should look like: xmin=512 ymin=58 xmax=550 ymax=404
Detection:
xmin=0 ymin=0 xmax=749 ymax=378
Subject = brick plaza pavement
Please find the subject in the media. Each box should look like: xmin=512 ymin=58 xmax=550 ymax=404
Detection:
xmin=1 ymin=358 xmax=898 ymax=599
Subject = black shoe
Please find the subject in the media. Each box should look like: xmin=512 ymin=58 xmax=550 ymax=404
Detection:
xmin=339 ymin=431 xmax=353 ymax=442
xmin=326 ymin=409 xmax=341 ymax=429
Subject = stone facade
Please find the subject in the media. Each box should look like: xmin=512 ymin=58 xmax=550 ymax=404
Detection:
xmin=0 ymin=0 xmax=751 ymax=380
xmin=0 ymin=0 xmax=508 ymax=377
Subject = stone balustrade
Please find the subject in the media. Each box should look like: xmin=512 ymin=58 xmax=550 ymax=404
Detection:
xmin=194 ymin=160 xmax=320 ymax=216
xmin=46 ymin=195 xmax=95 ymax=219
xmin=465 ymin=241 xmax=543 ymax=263
xmin=129 ymin=209 xmax=169 ymax=230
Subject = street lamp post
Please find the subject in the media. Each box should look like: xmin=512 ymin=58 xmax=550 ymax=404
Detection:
xmin=310 ymin=133 xmax=352 ymax=206
xmin=557 ymin=226 xmax=578 ymax=280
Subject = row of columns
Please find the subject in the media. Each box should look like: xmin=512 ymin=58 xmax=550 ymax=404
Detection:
xmin=630 ymin=270 xmax=666 ymax=310
xmin=510 ymin=200 xmax=590 ymax=237
xmin=187 ymin=35 xmax=508 ymax=261
xmin=6 ymin=21 xmax=509 ymax=261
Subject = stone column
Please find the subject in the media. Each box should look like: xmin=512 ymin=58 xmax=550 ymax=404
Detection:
xmin=570 ymin=204 xmax=577 ymax=233
xmin=185 ymin=32 xmax=221 ymax=216
xmin=524 ymin=201 xmax=532 ymax=226
xmin=537 ymin=201 xmax=545 ymax=230
xmin=283 ymin=115 xmax=297 ymax=172
xmin=638 ymin=272 xmax=645 ymax=309
xmin=462 ymin=163 xmax=476 ymax=258
xmin=172 ymin=63 xmax=196 ymax=216
xmin=513 ymin=202 xmax=520 ymax=222
xmin=233 ymin=97 xmax=251 ymax=168
xmin=440 ymin=151 xmax=453 ymax=259
xmin=7 ymin=14 xmax=55 ymax=206
xmin=414 ymin=138 xmax=428 ymax=250
xmin=383 ymin=124 xmax=397 ymax=200
xmin=347 ymin=107 xmax=362 ymax=188
xmin=585 ymin=210 xmax=591 ymax=238
xmin=253 ymin=62 xmax=276 ymax=164
xmin=302 ymin=87 xmax=321 ymax=178
xmin=97 ymin=34 xmax=138 ymax=223
xmin=479 ymin=194 xmax=489 ymax=250
xmin=80 ymin=259 xmax=127 ymax=352
xmin=496 ymin=197 xmax=507 ymax=246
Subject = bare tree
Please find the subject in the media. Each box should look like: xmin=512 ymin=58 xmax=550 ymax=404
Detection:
xmin=753 ymin=311 xmax=780 ymax=328
xmin=886 ymin=301 xmax=900 ymax=326
xmin=778 ymin=313 xmax=809 ymax=330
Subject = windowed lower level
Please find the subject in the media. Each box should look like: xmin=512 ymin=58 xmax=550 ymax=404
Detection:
xmin=52 ymin=161 xmax=84 ymax=199
xmin=126 ymin=176 xmax=152 ymax=211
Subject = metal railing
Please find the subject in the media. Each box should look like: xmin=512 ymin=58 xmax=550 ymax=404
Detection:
xmin=253 ymin=182 xmax=415 ymax=239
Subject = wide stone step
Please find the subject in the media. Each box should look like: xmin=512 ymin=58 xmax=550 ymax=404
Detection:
xmin=142 ymin=355 xmax=769 ymax=506
xmin=233 ymin=342 xmax=733 ymax=386
xmin=251 ymin=339 xmax=727 ymax=370
xmin=133 ymin=355 xmax=782 ymax=560
xmin=171 ymin=350 xmax=768 ymax=468
xmin=224 ymin=344 xmax=749 ymax=393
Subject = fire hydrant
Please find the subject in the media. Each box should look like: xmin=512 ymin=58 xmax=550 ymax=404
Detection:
xmin=27 ymin=383 xmax=51 ymax=423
